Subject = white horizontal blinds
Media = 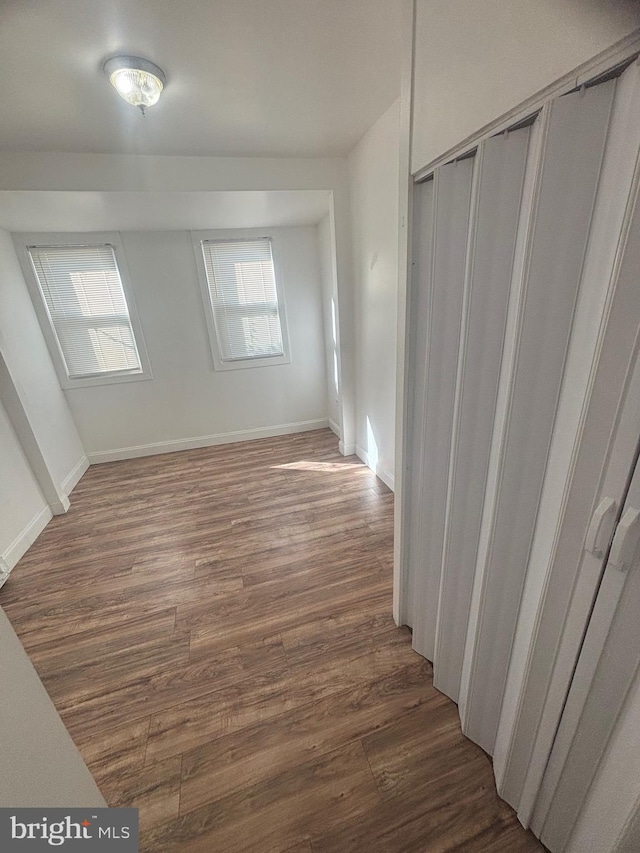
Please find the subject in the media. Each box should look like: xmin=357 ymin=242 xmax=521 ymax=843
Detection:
xmin=28 ymin=244 xmax=141 ymax=379
xmin=201 ymin=238 xmax=284 ymax=362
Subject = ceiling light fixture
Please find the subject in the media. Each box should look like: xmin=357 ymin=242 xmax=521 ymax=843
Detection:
xmin=103 ymin=55 xmax=166 ymax=116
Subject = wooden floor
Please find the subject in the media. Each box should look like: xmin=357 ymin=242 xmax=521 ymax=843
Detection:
xmin=0 ymin=430 xmax=543 ymax=852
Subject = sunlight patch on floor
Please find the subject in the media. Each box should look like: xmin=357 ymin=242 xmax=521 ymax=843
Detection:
xmin=271 ymin=460 xmax=365 ymax=472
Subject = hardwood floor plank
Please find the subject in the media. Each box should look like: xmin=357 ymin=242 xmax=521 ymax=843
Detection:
xmin=105 ymin=755 xmax=182 ymax=834
xmin=309 ymin=703 xmax=541 ymax=853
xmin=0 ymin=429 xmax=543 ymax=853
xmin=179 ymin=662 xmax=433 ymax=814
xmin=185 ymin=566 xmax=391 ymax=655
xmin=146 ymin=665 xmax=297 ymax=766
xmin=26 ymin=609 xmax=177 ymax=672
xmin=62 ymin=635 xmax=288 ymax=740
xmin=56 ymin=644 xmax=222 ymax=737
xmin=42 ymin=631 xmax=192 ymax=706
xmin=73 ymin=718 xmax=150 ymax=789
xmin=141 ymin=741 xmax=380 ymax=853
xmin=10 ymin=570 xmax=240 ymax=650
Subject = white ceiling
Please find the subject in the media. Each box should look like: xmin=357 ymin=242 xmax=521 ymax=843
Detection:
xmin=0 ymin=190 xmax=332 ymax=232
xmin=0 ymin=0 xmax=402 ymax=158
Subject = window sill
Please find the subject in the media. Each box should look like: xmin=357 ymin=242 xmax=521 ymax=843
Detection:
xmin=61 ymin=369 xmax=154 ymax=390
xmin=212 ymin=354 xmax=291 ymax=372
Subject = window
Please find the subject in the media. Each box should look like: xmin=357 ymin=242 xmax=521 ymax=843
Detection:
xmin=17 ymin=235 xmax=151 ymax=388
xmin=195 ymin=235 xmax=290 ymax=370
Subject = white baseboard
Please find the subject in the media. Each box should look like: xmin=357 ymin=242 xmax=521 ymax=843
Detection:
xmin=88 ymin=419 xmax=330 ymax=464
xmin=50 ymin=495 xmax=70 ymax=516
xmin=61 ymin=455 xmax=90 ymax=495
xmin=377 ymin=469 xmax=395 ymax=492
xmin=0 ymin=557 xmax=10 ymax=590
xmin=355 ymin=444 xmax=395 ymax=492
xmin=339 ymin=440 xmax=356 ymax=456
xmin=2 ymin=505 xmax=53 ymax=571
xmin=328 ymin=418 xmax=341 ymax=439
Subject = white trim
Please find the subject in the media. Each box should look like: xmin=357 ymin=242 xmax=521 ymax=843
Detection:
xmin=339 ymin=440 xmax=356 ymax=456
xmin=328 ymin=418 xmax=341 ymax=439
xmin=0 ymin=350 xmax=71 ymax=516
xmin=0 ymin=557 xmax=10 ymax=590
xmin=2 ymin=506 xmax=52 ymax=570
xmin=393 ymin=0 xmax=417 ymax=625
xmin=61 ymin=455 xmax=90 ymax=495
xmin=88 ymin=419 xmax=329 ymax=463
xmin=413 ymin=31 xmax=640 ymax=181
xmin=13 ymin=231 xmax=153 ymax=390
xmin=328 ymin=192 xmax=355 ymax=455
xmin=355 ymin=444 xmax=395 ymax=492
xmin=51 ymin=495 xmax=70 ymax=516
xmin=401 ymin=175 xmax=435 ymax=634
xmin=378 ymin=471 xmax=394 ymax=492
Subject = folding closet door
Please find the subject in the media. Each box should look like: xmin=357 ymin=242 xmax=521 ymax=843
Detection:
xmin=404 ymin=73 xmax=618 ymax=747
xmin=524 ymin=65 xmax=640 ymax=847
xmin=404 ymin=177 xmax=434 ymax=630
xmin=496 ymin=61 xmax=640 ymax=817
xmin=405 ymin=131 xmax=531 ymax=689
xmin=460 ymin=80 xmax=616 ymax=755
xmin=432 ymin=127 xmax=530 ymax=703
xmin=543 ymin=407 xmax=640 ymax=852
xmin=546 ymin=446 xmax=640 ymax=852
xmin=404 ymin=53 xmax=640 ymax=850
xmin=408 ymin=157 xmax=473 ymax=661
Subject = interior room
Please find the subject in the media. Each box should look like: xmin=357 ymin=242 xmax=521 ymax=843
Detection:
xmin=2 ymin=2 xmax=640 ymax=852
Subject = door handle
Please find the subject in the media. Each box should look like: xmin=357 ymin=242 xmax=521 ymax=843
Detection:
xmin=609 ymin=507 xmax=640 ymax=573
xmin=585 ymin=496 xmax=617 ymax=559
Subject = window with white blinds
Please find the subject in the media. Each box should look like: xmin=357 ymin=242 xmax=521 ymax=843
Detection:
xmin=198 ymin=237 xmax=290 ymax=370
xmin=26 ymin=242 xmax=148 ymax=384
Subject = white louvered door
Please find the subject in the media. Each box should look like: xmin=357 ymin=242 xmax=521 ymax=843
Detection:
xmin=402 ymin=61 xmax=640 ymax=842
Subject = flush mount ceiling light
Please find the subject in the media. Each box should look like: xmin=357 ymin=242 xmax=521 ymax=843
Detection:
xmin=103 ymin=55 xmax=166 ymax=116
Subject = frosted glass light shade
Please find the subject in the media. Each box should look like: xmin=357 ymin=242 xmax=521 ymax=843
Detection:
xmin=104 ymin=56 xmax=166 ymax=112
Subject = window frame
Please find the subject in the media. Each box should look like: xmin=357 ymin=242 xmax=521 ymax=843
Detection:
xmin=192 ymin=230 xmax=291 ymax=371
xmin=14 ymin=232 xmax=152 ymax=389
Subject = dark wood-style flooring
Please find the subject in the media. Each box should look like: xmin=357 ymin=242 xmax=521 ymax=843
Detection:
xmin=0 ymin=429 xmax=543 ymax=852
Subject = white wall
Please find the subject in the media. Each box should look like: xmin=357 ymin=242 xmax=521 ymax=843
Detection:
xmin=0 ymin=606 xmax=106 ymax=807
xmin=317 ymin=213 xmax=341 ymax=433
xmin=348 ymin=99 xmax=400 ymax=489
xmin=0 ymin=396 xmax=49 ymax=571
xmin=56 ymin=226 xmax=328 ymax=460
xmin=0 ymin=153 xmax=348 ymax=193
xmin=0 ymin=152 xmax=356 ymax=455
xmin=412 ymin=0 xmax=640 ymax=172
xmin=0 ymin=228 xmax=87 ymax=494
